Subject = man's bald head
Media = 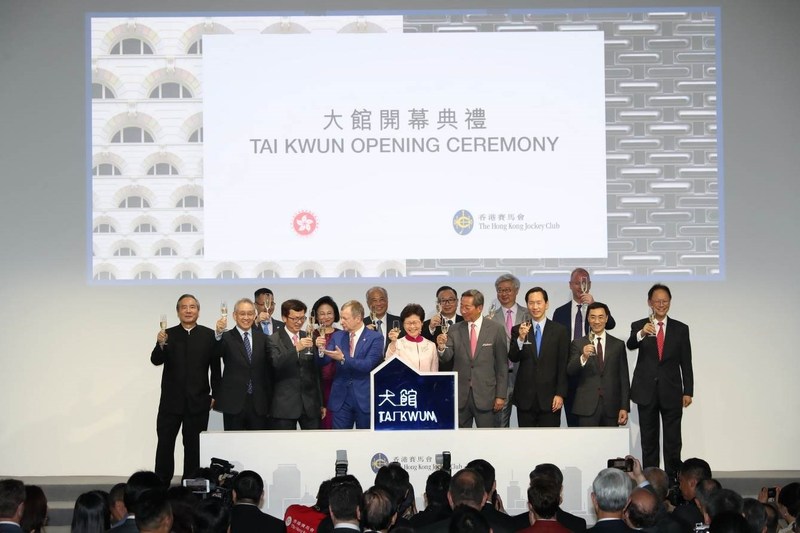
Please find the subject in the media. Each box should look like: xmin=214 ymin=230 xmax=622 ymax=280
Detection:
xmin=624 ymin=488 xmax=659 ymax=530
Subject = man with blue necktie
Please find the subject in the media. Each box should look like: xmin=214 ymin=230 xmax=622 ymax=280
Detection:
xmin=508 ymin=287 xmax=569 ymax=427
xmin=254 ymin=288 xmax=284 ymax=336
xmin=316 ymin=300 xmax=383 ymax=429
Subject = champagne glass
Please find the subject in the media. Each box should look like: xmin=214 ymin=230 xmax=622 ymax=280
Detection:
xmin=369 ymin=309 xmax=377 ymax=328
xmin=159 ymin=314 xmax=167 ymax=347
xmin=580 ymin=276 xmax=589 ymax=295
xmin=486 ymin=303 xmax=497 ymax=320
xmin=220 ymin=302 xmax=228 ymax=319
xmin=305 ymin=315 xmax=315 ymax=355
xmin=391 ymin=319 xmax=401 ymax=340
xmin=648 ymin=307 xmax=657 ymax=336
xmin=523 ymin=318 xmax=533 ymax=345
xmin=440 ymin=319 xmax=450 ymax=335
xmin=588 ymin=331 xmax=596 ymax=355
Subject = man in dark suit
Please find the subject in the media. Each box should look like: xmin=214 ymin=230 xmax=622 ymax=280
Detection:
xmin=328 ymin=478 xmax=362 ymax=533
xmin=215 ymin=298 xmax=274 ymax=430
xmin=113 ymin=471 xmax=163 ymax=533
xmin=627 ymin=284 xmax=694 ymax=478
xmin=567 ymin=302 xmax=630 ymax=427
xmin=589 ymin=468 xmax=635 ymax=533
xmin=363 ymin=286 xmax=402 ymax=353
xmin=317 ymin=300 xmax=383 ymax=429
xmin=269 ymin=299 xmax=323 ymax=430
xmin=553 ymin=268 xmax=617 ymax=427
xmin=508 ymin=287 xmax=569 ymax=427
xmin=512 ymin=463 xmax=587 ymax=533
xmin=518 ymin=476 xmax=572 ymax=533
xmin=423 ymin=286 xmax=463 ymax=371
xmin=623 ymin=488 xmax=660 ymax=532
xmin=255 ymin=287 xmax=284 ymax=336
xmin=230 ymin=470 xmax=286 ymax=533
xmin=466 ymin=460 xmax=518 ymax=533
xmin=437 ymin=289 xmax=508 ymax=428
xmin=151 ymin=294 xmax=222 ymax=484
xmin=0 ymin=479 xmax=24 ymax=533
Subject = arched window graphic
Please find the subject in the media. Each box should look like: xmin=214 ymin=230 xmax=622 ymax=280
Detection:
xmin=176 ymin=195 xmax=203 ymax=208
xmin=188 ymin=127 xmax=203 ymax=143
xmin=149 ymin=82 xmax=193 ymax=99
xmin=133 ymin=222 xmax=157 ymax=233
xmin=110 ymin=38 xmax=153 ymax=55
xmin=111 ymin=127 xmax=154 ymax=144
xmin=93 ymin=223 xmax=116 ymax=234
xmin=119 ymin=196 xmax=151 ymax=208
xmin=93 ymin=163 xmax=122 ymax=176
xmin=147 ymin=163 xmax=179 ymax=176
xmin=92 ymin=83 xmax=116 ymax=99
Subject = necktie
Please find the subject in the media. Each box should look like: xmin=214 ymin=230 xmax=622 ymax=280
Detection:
xmin=376 ymin=319 xmax=383 ymax=334
xmin=243 ymin=332 xmax=253 ymax=394
xmin=349 ymin=332 xmax=356 ymax=357
xmin=448 ymin=319 xmax=453 ymax=326
xmin=469 ymin=323 xmax=477 ymax=358
xmin=292 ymin=333 xmax=299 ymax=346
xmin=574 ymin=305 xmax=583 ymax=340
xmin=505 ymin=309 xmax=513 ymax=336
xmin=596 ymin=336 xmax=604 ymax=370
xmin=535 ymin=323 xmax=542 ymax=356
xmin=263 ymin=321 xmax=270 ymax=335
xmin=657 ymin=322 xmax=665 ymax=361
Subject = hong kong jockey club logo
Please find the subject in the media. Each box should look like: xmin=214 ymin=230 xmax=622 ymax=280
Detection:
xmin=370 ymin=453 xmax=389 ymax=473
xmin=452 ymin=209 xmax=474 ymax=235
xmin=292 ymin=211 xmax=317 ymax=236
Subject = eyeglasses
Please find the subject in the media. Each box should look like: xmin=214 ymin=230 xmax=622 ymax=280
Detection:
xmin=438 ymin=298 xmax=456 ymax=304
xmin=286 ymin=315 xmax=307 ymax=322
xmin=497 ymin=288 xmax=515 ymax=294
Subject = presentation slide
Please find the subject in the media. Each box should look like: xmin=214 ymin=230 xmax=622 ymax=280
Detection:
xmin=88 ymin=10 xmax=722 ymax=282
xmin=202 ymin=32 xmax=607 ymax=262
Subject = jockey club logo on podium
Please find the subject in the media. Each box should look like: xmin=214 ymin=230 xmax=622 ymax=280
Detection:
xmin=371 ymin=358 xmax=457 ymax=430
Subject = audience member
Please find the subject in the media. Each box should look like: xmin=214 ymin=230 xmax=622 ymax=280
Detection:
xmin=328 ymin=479 xmax=364 ymax=533
xmin=193 ymin=498 xmax=230 ymax=533
xmin=465 ymin=459 xmax=517 ymax=533
xmin=777 ymin=483 xmax=800 ymax=533
xmin=374 ymin=463 xmax=413 ymax=527
xmin=361 ymin=486 xmax=397 ymax=533
xmin=589 ymin=468 xmax=635 ymax=533
xmin=117 ymin=471 xmax=162 ymax=533
xmin=623 ymin=488 xmax=659 ymax=531
xmin=706 ymin=490 xmax=744 ymax=525
xmin=449 ymin=505 xmax=491 ymax=533
xmin=70 ymin=490 xmax=110 ymax=533
xmin=695 ymin=479 xmax=723 ymax=527
xmin=0 ymin=478 xmax=26 ymax=532
xmin=230 ymin=470 xmax=285 ymax=533
xmin=709 ymin=512 xmax=749 ymax=533
xmin=673 ymin=459 xmax=713 ymax=531
xmin=519 ymin=476 xmax=571 ymax=533
xmin=513 ymin=463 xmax=586 ymax=532
xmin=410 ymin=470 xmax=452 ymax=529
xmin=285 ymin=479 xmax=332 ymax=533
xmin=108 ymin=483 xmax=127 ymax=528
xmin=20 ymin=485 xmax=47 ymax=533
xmin=763 ymin=503 xmax=779 ymax=533
xmin=164 ymin=486 xmax=197 ymax=533
xmin=743 ymin=498 xmax=768 ymax=533
xmin=134 ymin=489 xmax=172 ymax=533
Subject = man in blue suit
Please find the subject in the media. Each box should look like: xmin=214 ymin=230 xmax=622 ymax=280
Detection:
xmin=316 ymin=300 xmax=383 ymax=429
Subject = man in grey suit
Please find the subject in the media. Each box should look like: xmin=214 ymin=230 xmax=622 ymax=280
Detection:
xmin=508 ymin=287 xmax=569 ymax=427
xmin=567 ymin=302 xmax=630 ymax=427
xmin=269 ymin=299 xmax=323 ymax=430
xmin=489 ymin=273 xmax=528 ymax=427
xmin=437 ymin=289 xmax=508 ymax=428
xmin=0 ymin=478 xmax=24 ymax=533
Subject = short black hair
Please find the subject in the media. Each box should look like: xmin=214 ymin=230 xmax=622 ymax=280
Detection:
xmin=743 ymin=498 xmax=768 ymax=533
xmin=233 ymin=471 xmax=264 ymax=503
xmin=281 ymin=298 xmax=307 ymax=318
xmin=528 ymin=476 xmax=560 ymax=519
xmin=648 ymin=283 xmax=672 ymax=301
xmin=707 ymin=489 xmax=744 ymax=522
xmin=312 ymin=296 xmax=340 ymax=323
xmin=329 ymin=480 xmax=362 ymax=522
xmin=525 ymin=287 xmax=549 ymax=303
xmin=374 ymin=463 xmax=410 ymax=507
xmin=710 ymin=511 xmax=750 ymax=533
xmin=194 ymin=498 xmax=230 ymax=533
xmin=425 ymin=470 xmax=452 ymax=508
xmin=124 ymin=471 xmax=162 ymax=514
xmin=0 ymin=478 xmax=25 ymax=517
xmin=448 ymin=504 xmax=490 ymax=533
xmin=135 ymin=488 xmax=171 ymax=531
xmin=586 ymin=301 xmax=610 ymax=317
xmin=778 ymin=482 xmax=800 ymax=518
xmin=465 ymin=459 xmax=495 ymax=496
xmin=400 ymin=303 xmax=425 ymax=324
xmin=449 ymin=469 xmax=485 ymax=508
xmin=530 ymin=464 xmax=564 ymax=488
xmin=679 ymin=458 xmax=712 ymax=481
xmin=254 ymin=288 xmax=274 ymax=299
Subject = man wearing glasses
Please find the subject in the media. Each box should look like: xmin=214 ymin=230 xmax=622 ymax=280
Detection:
xmin=269 ymin=299 xmax=323 ymax=430
xmin=489 ymin=274 xmax=527 ymax=427
xmin=423 ymin=286 xmax=464 ymax=371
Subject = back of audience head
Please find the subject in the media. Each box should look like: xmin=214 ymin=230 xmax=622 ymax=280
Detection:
xmin=124 ymin=470 xmax=162 ymax=515
xmin=165 ymin=486 xmax=198 ymax=533
xmin=109 ymin=482 xmax=128 ymax=524
xmin=194 ymin=498 xmax=230 ymax=533
xmin=315 ymin=478 xmax=334 ymax=511
xmin=624 ymin=487 xmax=659 ymax=530
xmin=21 ymin=484 xmax=48 ymax=532
xmin=71 ymin=490 xmax=111 ymax=533
xmin=448 ymin=469 xmax=486 ymax=510
xmin=425 ymin=469 xmax=452 ymax=509
xmin=696 ymin=478 xmax=723 ymax=522
xmin=329 ymin=479 xmax=363 ymax=524
xmin=465 ymin=459 xmax=496 ymax=500
xmin=743 ymin=498 xmax=768 ymax=533
xmin=449 ymin=505 xmax=491 ymax=533
xmin=233 ymin=470 xmax=265 ymax=505
xmin=592 ymin=468 xmax=634 ymax=514
xmin=643 ymin=467 xmax=670 ymax=503
xmin=362 ymin=486 xmax=397 ymax=532
xmin=375 ymin=462 xmax=411 ymax=514
xmin=679 ymin=458 xmax=713 ymax=500
xmin=710 ymin=511 xmax=750 ymax=533
xmin=135 ymin=488 xmax=172 ymax=533
xmin=530 ymin=463 xmax=564 ymax=488
xmin=778 ymin=482 xmax=800 ymax=521
xmin=706 ymin=489 xmax=744 ymax=524
xmin=0 ymin=478 xmax=25 ymax=523
xmin=528 ymin=475 xmax=561 ymax=519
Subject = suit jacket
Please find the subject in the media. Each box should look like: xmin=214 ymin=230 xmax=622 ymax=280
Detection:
xmin=108 ymin=517 xmax=137 ymax=533
xmin=417 ymin=507 xmax=515 ymax=533
xmin=257 ymin=318 xmax=285 ymax=336
xmin=626 ymin=317 xmax=693 ymax=408
xmin=320 ymin=327 xmax=383 ymax=412
xmin=553 ymin=301 xmax=616 ymax=339
xmin=230 ymin=503 xmax=286 ymax=533
xmin=364 ymin=313 xmax=403 ymax=351
xmin=270 ymin=328 xmax=323 ymax=420
xmin=0 ymin=524 xmax=23 ymax=533
xmin=588 ymin=519 xmax=635 ymax=533
xmin=422 ymin=314 xmax=464 ymax=342
xmin=489 ymin=303 xmax=527 ymax=345
xmin=440 ymin=318 xmax=509 ymax=410
xmin=508 ymin=319 xmax=569 ymax=411
xmin=512 ymin=506 xmax=587 ymax=532
xmin=151 ymin=324 xmax=221 ymax=415
xmin=567 ymin=333 xmax=630 ymax=417
xmin=215 ymin=328 xmax=274 ymax=416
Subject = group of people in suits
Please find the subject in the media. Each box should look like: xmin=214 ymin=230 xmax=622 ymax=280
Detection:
xmin=149 ymin=270 xmax=694 ymax=486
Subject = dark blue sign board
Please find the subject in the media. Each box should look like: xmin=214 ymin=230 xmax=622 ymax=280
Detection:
xmin=371 ymin=358 xmax=457 ymax=430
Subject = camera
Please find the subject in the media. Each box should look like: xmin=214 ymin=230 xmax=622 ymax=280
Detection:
xmin=435 ymin=451 xmax=452 ymax=475
xmin=767 ymin=487 xmax=777 ymax=502
xmin=335 ymin=450 xmax=348 ymax=477
xmin=607 ymin=458 xmax=634 ymax=472
xmin=184 ymin=457 xmax=238 ymax=508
